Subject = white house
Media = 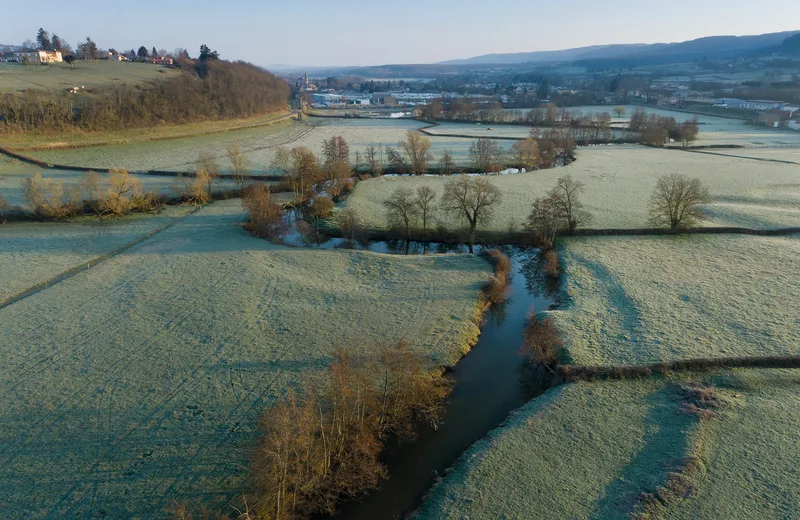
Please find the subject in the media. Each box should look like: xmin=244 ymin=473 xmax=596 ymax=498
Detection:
xmin=14 ymin=50 xmax=62 ymax=64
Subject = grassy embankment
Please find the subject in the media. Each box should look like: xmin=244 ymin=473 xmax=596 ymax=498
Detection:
xmin=417 ymin=232 xmax=800 ymax=519
xmin=344 ymin=146 xmax=800 ymax=232
xmin=0 ymin=199 xmax=491 ymax=519
xmin=416 ymin=370 xmax=800 ymax=520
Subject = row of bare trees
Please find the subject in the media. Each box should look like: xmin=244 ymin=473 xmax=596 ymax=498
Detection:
xmin=383 ymin=176 xmax=501 ymax=252
xmin=271 ymin=136 xmax=355 ymax=201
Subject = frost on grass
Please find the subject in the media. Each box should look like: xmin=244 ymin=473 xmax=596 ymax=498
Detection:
xmin=550 ymin=234 xmax=800 ymax=366
xmin=0 ymin=157 xmax=238 ymax=207
xmin=0 ymin=200 xmax=489 ymax=519
xmin=666 ymin=369 xmax=800 ymax=520
xmin=416 ymin=370 xmax=800 ymax=520
xmin=345 ymin=146 xmax=800 ymax=231
xmin=0 ymin=205 xmax=192 ymax=304
xmin=415 ymin=379 xmax=699 ymax=520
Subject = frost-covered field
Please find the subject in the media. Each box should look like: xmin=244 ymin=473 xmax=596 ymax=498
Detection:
xmin=416 ymin=370 xmax=800 ymax=520
xmin=551 ymin=234 xmax=800 ymax=366
xmin=0 ymin=205 xmax=192 ymax=305
xmin=0 ymin=200 xmax=489 ymax=519
xmin=344 ymin=146 xmax=800 ymax=231
xmin=0 ymin=157 xmax=239 ymax=207
xmin=690 ymin=147 xmax=800 ymax=164
xmin=416 ymin=378 xmax=699 ymax=519
xmin=567 ymin=105 xmax=800 ymax=147
xmin=19 ymin=118 xmax=482 ymax=172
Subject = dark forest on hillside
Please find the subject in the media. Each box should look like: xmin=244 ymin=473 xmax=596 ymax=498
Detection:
xmin=0 ymin=59 xmax=290 ymax=132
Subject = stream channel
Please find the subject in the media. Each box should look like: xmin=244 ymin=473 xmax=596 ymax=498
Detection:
xmin=292 ymin=232 xmax=557 ymax=519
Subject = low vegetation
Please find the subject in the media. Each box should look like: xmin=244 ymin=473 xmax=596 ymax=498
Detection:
xmin=549 ymin=234 xmax=800 ymax=366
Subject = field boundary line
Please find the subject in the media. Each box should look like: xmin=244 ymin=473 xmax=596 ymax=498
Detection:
xmin=557 ymin=355 xmax=800 ymax=381
xmin=681 ymin=148 xmax=800 ymax=165
xmin=0 ymin=206 xmax=203 ymax=311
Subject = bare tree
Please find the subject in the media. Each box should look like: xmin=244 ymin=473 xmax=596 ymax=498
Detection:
xmin=469 ymin=138 xmax=503 ymax=173
xmin=613 ymin=106 xmax=627 ymax=118
xmin=196 ymin=152 xmax=220 ymax=197
xmin=242 ymin=184 xmax=285 ymax=238
xmin=441 ymin=176 xmax=501 ymax=253
xmin=400 ymin=131 xmax=432 ymax=175
xmin=550 ymin=174 xmax=592 ymax=232
xmin=415 ymin=186 xmax=437 ymax=233
xmin=525 ymin=195 xmax=561 ymax=248
xmin=271 ymin=147 xmax=321 ymax=200
xmin=438 ymin=149 xmax=455 ymax=175
xmin=322 ymin=135 xmax=350 ymax=167
xmin=225 ymin=143 xmax=251 ymax=190
xmin=385 ymin=145 xmax=408 ymax=173
xmin=365 ymin=144 xmax=384 ymax=176
xmin=337 ymin=207 xmax=366 ymax=242
xmin=384 ymin=188 xmax=418 ymax=237
xmin=510 ymin=138 xmax=541 ymax=170
xmin=648 ymin=173 xmax=711 ymax=230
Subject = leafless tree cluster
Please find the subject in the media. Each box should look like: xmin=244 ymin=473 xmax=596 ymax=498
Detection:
xmin=519 ymin=311 xmax=564 ymax=368
xmin=442 ymin=176 xmax=501 ymax=252
xmin=648 ymin=173 xmax=711 ymax=230
xmin=242 ymin=184 xmax=285 ymax=239
xmin=469 ymin=138 xmax=504 ymax=173
xmin=251 ymin=343 xmax=449 ymax=519
xmin=226 ymin=143 xmax=252 ymax=190
xmin=630 ymin=108 xmax=699 ymax=147
xmin=321 ymin=136 xmax=352 ymax=199
xmin=22 ymin=169 xmax=162 ymax=219
xmin=383 ymin=185 xmax=439 ymax=237
xmin=526 ymin=175 xmax=592 ymax=248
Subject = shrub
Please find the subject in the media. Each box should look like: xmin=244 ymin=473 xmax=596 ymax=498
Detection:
xmin=243 ymin=184 xmax=285 ymax=239
xmin=101 ymin=170 xmax=143 ymax=215
xmin=480 ymin=249 xmax=511 ymax=304
xmin=542 ymin=250 xmax=559 ymax=278
xmin=22 ymin=172 xmax=80 ymax=219
xmin=0 ymin=195 xmax=9 ymax=222
xmin=520 ymin=311 xmax=564 ymax=368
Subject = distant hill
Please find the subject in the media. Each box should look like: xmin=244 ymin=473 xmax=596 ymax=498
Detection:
xmin=441 ymin=31 xmax=800 ymax=66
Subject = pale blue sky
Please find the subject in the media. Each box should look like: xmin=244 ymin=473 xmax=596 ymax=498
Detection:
xmin=5 ymin=0 xmax=800 ymax=67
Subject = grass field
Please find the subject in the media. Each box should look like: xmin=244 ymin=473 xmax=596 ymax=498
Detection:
xmin=0 ymin=60 xmax=179 ymax=94
xmin=0 ymin=205 xmax=193 ymax=305
xmin=666 ymin=370 xmax=800 ymax=520
xmin=416 ymin=370 xmax=800 ymax=520
xmin=0 ymin=199 xmax=490 ymax=519
xmin=415 ymin=377 xmax=701 ymax=520
xmin=0 ymin=156 xmax=245 ymax=207
xmin=550 ymin=234 xmax=800 ymax=366
xmin=344 ymin=145 xmax=800 ymax=232
xmin=15 ymin=118 xmax=506 ymax=172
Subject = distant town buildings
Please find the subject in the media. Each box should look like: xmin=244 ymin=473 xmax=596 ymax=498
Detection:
xmin=13 ymin=50 xmax=62 ymax=64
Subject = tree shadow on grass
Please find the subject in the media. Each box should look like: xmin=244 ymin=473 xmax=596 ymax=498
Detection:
xmin=590 ymin=384 xmax=698 ymax=519
xmin=570 ymin=252 xmax=644 ymax=345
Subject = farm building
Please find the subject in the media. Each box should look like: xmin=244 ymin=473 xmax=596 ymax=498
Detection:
xmin=13 ymin=50 xmax=62 ymax=64
xmin=310 ymin=93 xmax=370 ymax=107
xmin=372 ymin=92 xmax=399 ymax=106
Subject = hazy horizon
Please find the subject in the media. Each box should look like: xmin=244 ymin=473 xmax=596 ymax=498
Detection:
xmin=4 ymin=0 xmax=800 ymax=68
